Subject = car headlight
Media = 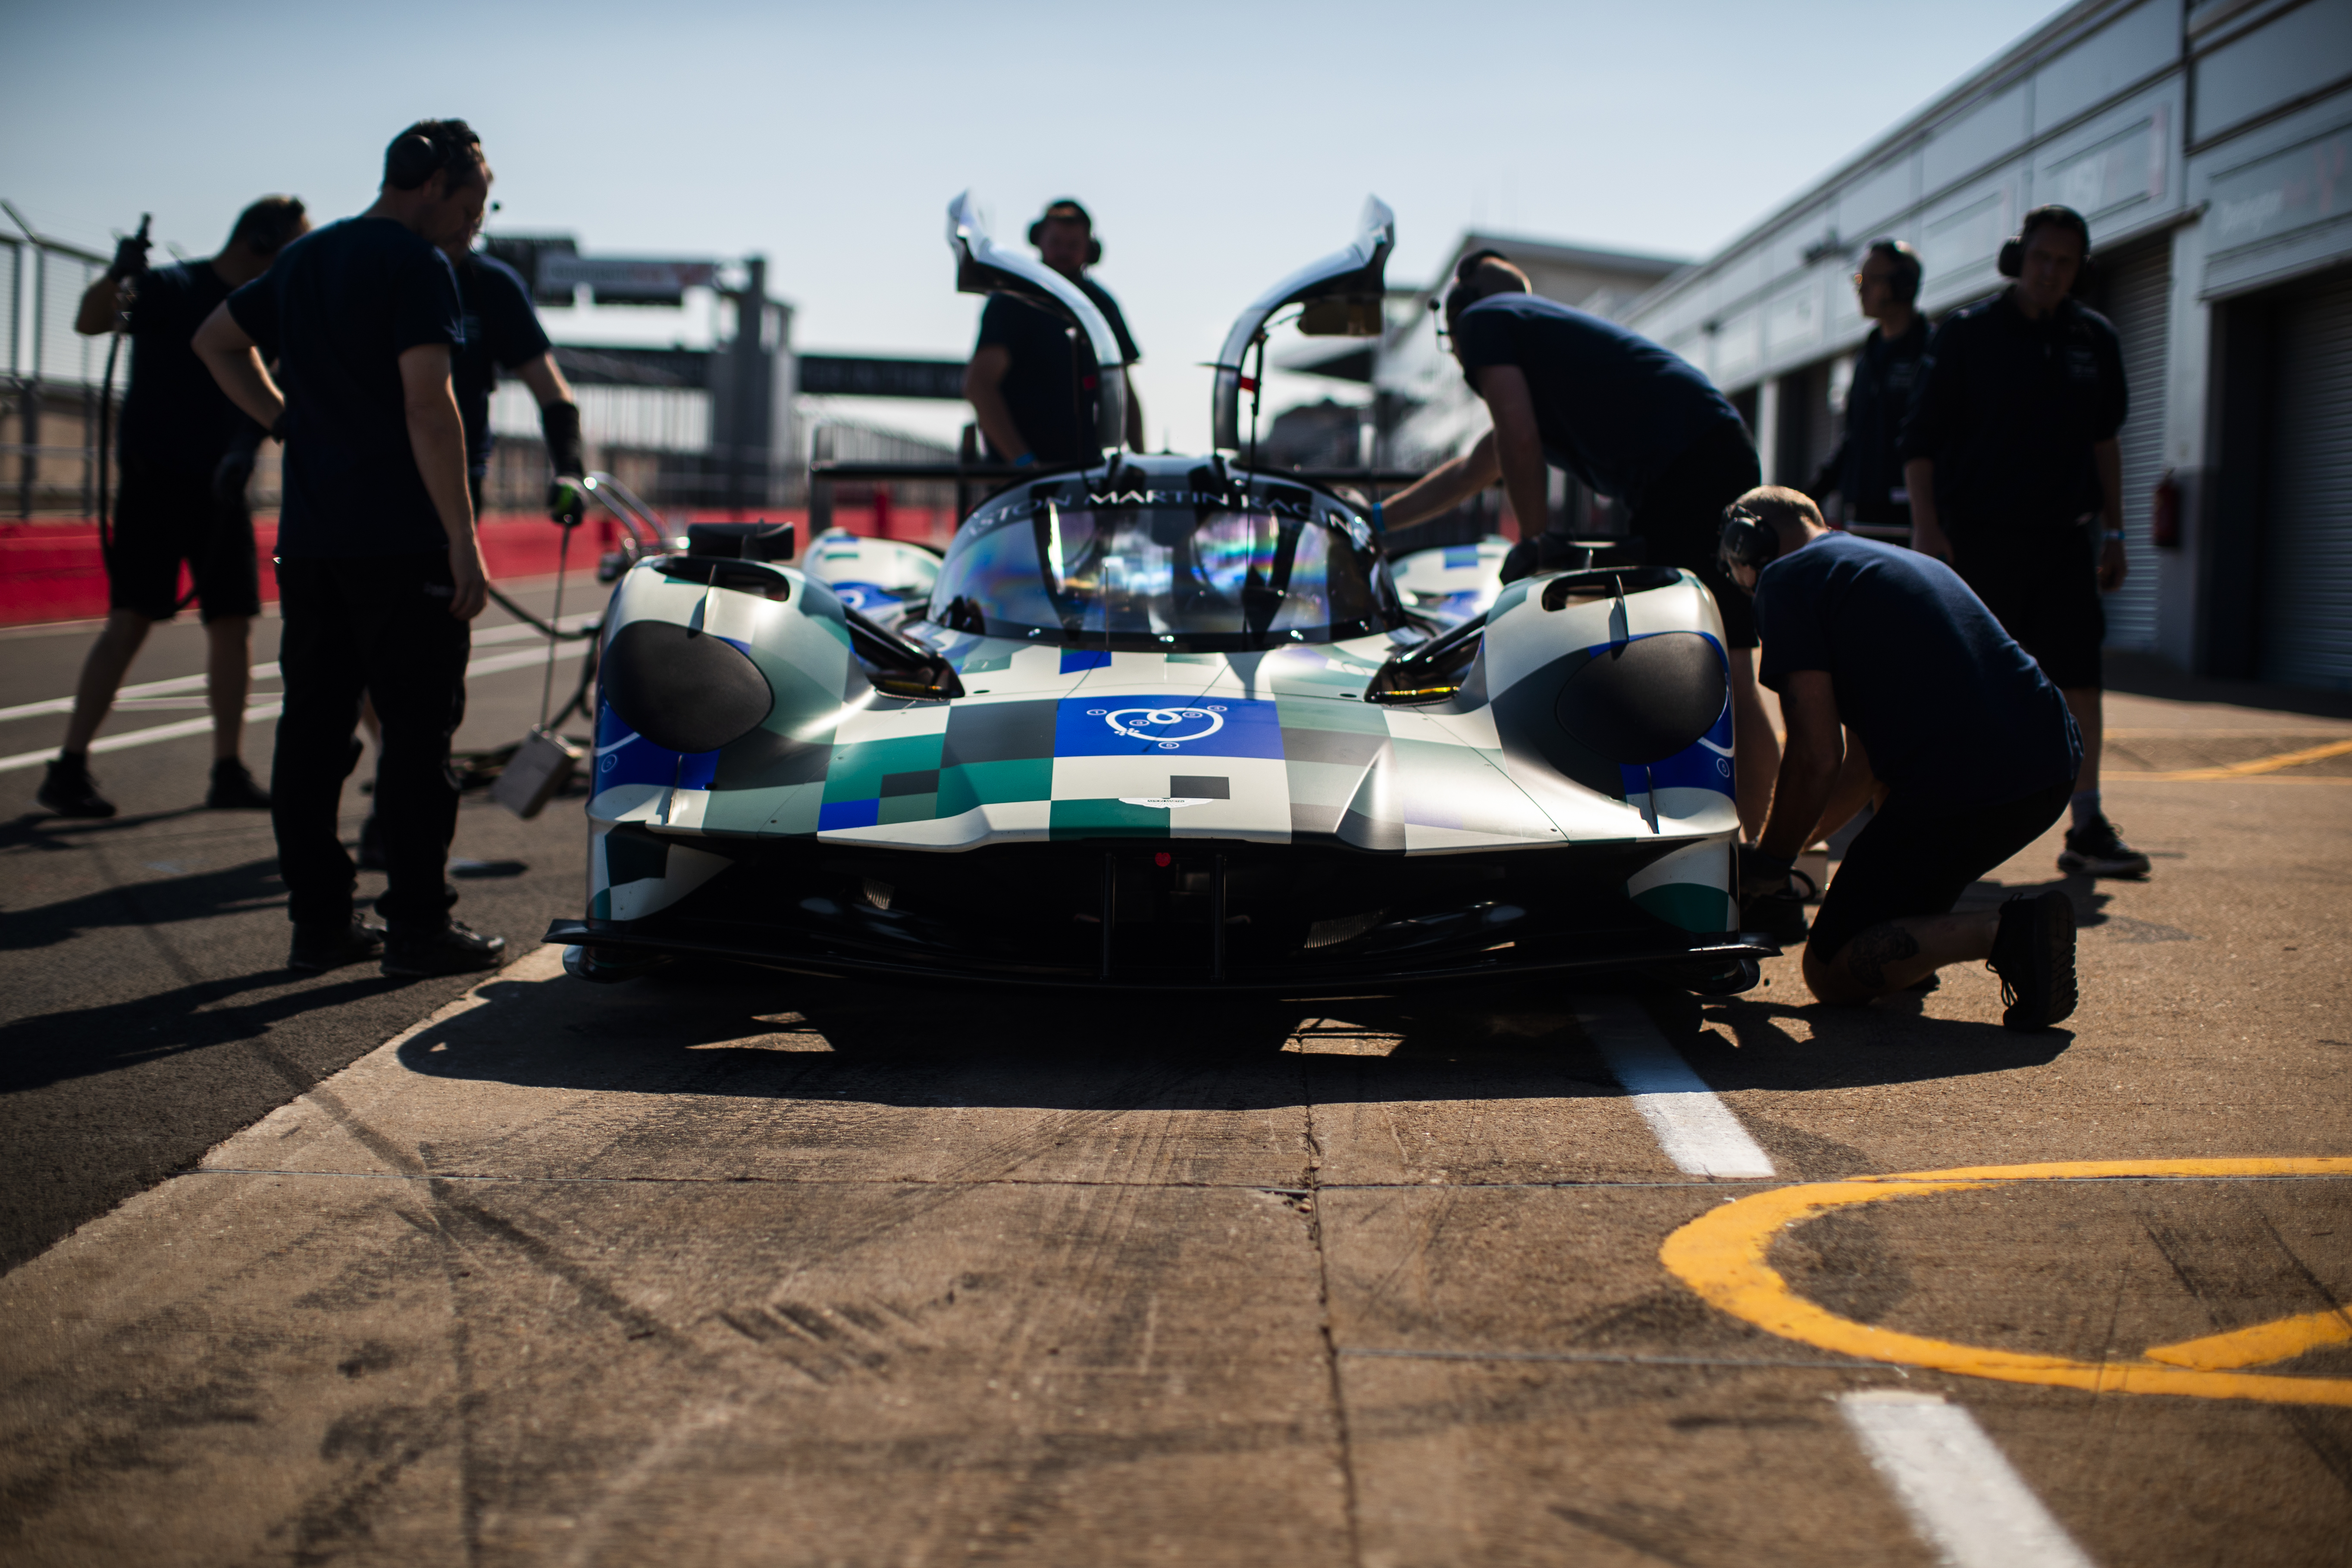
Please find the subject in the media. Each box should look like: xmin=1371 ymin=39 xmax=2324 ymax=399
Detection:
xmin=1553 ymin=632 xmax=1726 ymax=764
xmin=600 ymin=621 xmax=774 ymax=755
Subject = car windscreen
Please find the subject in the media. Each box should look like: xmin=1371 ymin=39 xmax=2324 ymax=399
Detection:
xmin=926 ymin=500 xmax=1399 ymax=650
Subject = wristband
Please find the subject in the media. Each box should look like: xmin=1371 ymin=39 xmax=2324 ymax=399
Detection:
xmin=1012 ymin=452 xmax=1037 ymax=469
xmin=269 ymin=412 xmax=287 ymax=442
xmin=2102 ymin=529 xmax=2124 ymax=541
xmin=1370 ymin=501 xmax=1384 ymax=534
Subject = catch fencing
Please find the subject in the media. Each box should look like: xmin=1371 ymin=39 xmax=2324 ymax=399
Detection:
xmin=1 ymin=221 xmax=122 ymax=520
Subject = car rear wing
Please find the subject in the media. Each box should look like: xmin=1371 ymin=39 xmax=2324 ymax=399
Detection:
xmin=947 ymin=191 xmax=1131 ymax=461
xmin=1212 ymin=195 xmax=1395 ymax=455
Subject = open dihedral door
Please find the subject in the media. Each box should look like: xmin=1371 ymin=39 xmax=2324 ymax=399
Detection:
xmin=1211 ymin=196 xmax=1394 ymax=455
xmin=946 ymin=191 xmax=1131 ymax=460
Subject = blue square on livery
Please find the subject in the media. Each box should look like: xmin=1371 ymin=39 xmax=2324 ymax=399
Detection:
xmin=1059 ymin=648 xmax=1114 ymax=674
xmin=1052 ymin=694 xmax=1285 ymax=760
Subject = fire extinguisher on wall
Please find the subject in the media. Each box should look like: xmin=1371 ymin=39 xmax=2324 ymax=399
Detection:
xmin=2152 ymin=468 xmax=2181 ymax=549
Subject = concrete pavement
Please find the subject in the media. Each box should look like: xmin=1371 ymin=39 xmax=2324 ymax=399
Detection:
xmin=1 ymin=622 xmax=2348 ymax=1565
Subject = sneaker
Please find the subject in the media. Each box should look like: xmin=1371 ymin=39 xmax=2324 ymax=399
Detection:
xmin=355 ymin=814 xmax=386 ymax=872
xmin=36 ymin=756 xmax=115 ymax=819
xmin=1987 ymin=890 xmax=2078 ymax=1032
xmin=206 ymin=758 xmax=272 ymax=810
xmin=289 ymin=917 xmax=387 ymax=973
xmin=2057 ymin=814 xmax=2151 ymax=878
xmin=381 ymin=919 xmax=507 ymax=978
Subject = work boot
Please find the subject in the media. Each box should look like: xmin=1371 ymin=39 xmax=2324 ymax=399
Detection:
xmin=36 ymin=754 xmax=115 ymax=819
xmin=1987 ymin=890 xmax=2077 ymax=1032
xmin=288 ymin=917 xmax=387 ymax=973
xmin=2057 ymin=814 xmax=2152 ymax=878
xmin=381 ymin=919 xmax=507 ymax=978
xmin=206 ymin=757 xmax=272 ymax=810
xmin=355 ymin=813 xmax=386 ymax=872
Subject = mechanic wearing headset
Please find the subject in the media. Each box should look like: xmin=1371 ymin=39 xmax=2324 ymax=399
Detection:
xmin=1375 ymin=252 xmax=1779 ymax=838
xmin=194 ymin=118 xmax=507 ymax=979
xmin=1724 ymin=486 xmax=2081 ymax=1031
xmin=1900 ymin=204 xmax=2147 ymax=881
xmin=39 ymin=197 xmax=310 ymax=820
xmin=1807 ymin=240 xmax=1927 ymax=540
xmin=963 ymin=199 xmax=1145 ymax=465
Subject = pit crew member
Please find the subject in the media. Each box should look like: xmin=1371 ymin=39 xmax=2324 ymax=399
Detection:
xmin=1900 ymin=204 xmax=2146 ymax=879
xmin=1377 ymin=252 xmax=1779 ymax=836
xmin=1808 ymin=240 xmax=1926 ymax=538
xmin=195 ymin=117 xmax=507 ymax=978
xmin=39 ymin=197 xmax=309 ymax=819
xmin=1725 ymin=486 xmax=2082 ymax=1030
xmin=963 ymin=199 xmax=1144 ymax=466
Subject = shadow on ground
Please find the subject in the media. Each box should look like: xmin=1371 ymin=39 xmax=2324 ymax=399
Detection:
xmin=395 ymin=950 xmax=2077 ymax=1114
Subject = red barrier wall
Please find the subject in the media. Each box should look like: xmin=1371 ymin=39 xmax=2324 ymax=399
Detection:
xmin=0 ymin=506 xmax=950 ymax=626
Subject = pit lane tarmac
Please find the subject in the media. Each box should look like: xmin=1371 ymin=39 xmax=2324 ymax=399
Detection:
xmin=2 ymin=652 xmax=2350 ymax=1566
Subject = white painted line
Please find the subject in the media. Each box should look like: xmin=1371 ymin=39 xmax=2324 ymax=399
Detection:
xmin=1841 ymin=1392 xmax=2096 ymax=1568
xmin=1580 ymin=996 xmax=1774 ymax=1178
xmin=0 ymin=639 xmax=594 ymax=774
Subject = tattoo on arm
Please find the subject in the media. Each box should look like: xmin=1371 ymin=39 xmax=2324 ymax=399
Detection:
xmin=1842 ymin=922 xmax=1921 ymax=995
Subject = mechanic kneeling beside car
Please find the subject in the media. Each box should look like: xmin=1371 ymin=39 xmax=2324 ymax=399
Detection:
xmin=1722 ymin=487 xmax=2083 ymax=1030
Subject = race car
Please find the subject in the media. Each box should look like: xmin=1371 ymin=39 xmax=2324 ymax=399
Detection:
xmin=545 ymin=195 xmax=1767 ymax=993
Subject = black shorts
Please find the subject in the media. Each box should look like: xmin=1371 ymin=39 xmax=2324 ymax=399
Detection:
xmin=1951 ymin=524 xmax=2104 ymax=689
xmin=108 ymin=457 xmax=261 ymax=623
xmin=1628 ymin=420 xmax=1763 ymax=649
xmin=1806 ymin=778 xmax=2073 ymax=962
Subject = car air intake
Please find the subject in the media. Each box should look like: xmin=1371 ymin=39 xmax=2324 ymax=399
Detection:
xmin=601 ymin=621 xmax=775 ymax=755
xmin=1553 ymin=632 xmax=1726 ymax=764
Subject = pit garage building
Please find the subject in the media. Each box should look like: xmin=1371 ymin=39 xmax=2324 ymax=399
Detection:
xmin=1618 ymin=0 xmax=2352 ymax=690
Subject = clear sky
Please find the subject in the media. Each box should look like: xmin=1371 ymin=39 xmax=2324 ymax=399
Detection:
xmin=2 ymin=0 xmax=2061 ymax=451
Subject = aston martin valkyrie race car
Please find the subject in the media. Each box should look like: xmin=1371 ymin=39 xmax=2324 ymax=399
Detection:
xmin=545 ymin=196 xmax=1771 ymax=993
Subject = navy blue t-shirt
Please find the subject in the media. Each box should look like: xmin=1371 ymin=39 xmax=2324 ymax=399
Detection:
xmin=1451 ymin=294 xmax=1743 ymax=513
xmin=974 ymin=277 xmax=1139 ymax=465
xmin=452 ymin=254 xmax=552 ymax=477
xmin=226 ymin=217 xmax=462 ymax=557
xmin=118 ymin=261 xmax=256 ymax=473
xmin=1754 ymin=532 xmax=2080 ymax=808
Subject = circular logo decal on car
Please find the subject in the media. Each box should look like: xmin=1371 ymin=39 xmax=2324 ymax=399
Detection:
xmin=1090 ymin=706 xmax=1226 ymax=749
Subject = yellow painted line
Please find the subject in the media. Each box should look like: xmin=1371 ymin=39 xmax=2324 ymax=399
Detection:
xmin=2145 ymin=1306 xmax=2352 ymax=1370
xmin=2122 ymin=736 xmax=2352 ymax=781
xmin=1659 ymin=1158 xmax=2352 ymax=1407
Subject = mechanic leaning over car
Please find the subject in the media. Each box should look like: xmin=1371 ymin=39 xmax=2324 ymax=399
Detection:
xmin=1807 ymin=240 xmax=1926 ymax=541
xmin=38 ymin=197 xmax=311 ymax=821
xmin=194 ymin=118 xmax=508 ymax=980
xmin=1723 ymin=487 xmax=2082 ymax=1031
xmin=1374 ymin=252 xmax=1780 ymax=838
xmin=963 ymin=199 xmax=1146 ymax=466
xmin=1899 ymin=203 xmax=2148 ymax=882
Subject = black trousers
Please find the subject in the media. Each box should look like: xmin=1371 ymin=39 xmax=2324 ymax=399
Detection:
xmin=272 ymin=553 xmax=469 ymax=934
xmin=1804 ymin=778 xmax=2074 ymax=962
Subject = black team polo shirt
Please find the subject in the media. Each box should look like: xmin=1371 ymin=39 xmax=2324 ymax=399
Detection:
xmin=226 ymin=217 xmax=463 ymax=557
xmin=119 ymin=260 xmax=256 ymax=475
xmin=974 ymin=277 xmax=1140 ymax=466
xmin=1899 ymin=291 xmax=2127 ymax=537
xmin=1755 ymin=531 xmax=2080 ymax=809
xmin=451 ymin=252 xmax=552 ymax=480
xmin=1450 ymin=294 xmax=1744 ymax=514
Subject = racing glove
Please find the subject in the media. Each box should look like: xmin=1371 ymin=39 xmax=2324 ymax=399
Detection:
xmin=1736 ymin=846 xmax=1809 ymax=945
xmin=541 ymin=401 xmax=586 ymax=526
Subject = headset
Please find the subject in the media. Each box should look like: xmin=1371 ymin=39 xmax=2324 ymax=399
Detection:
xmin=1863 ymin=238 xmax=1921 ymax=304
xmin=1718 ymin=504 xmax=1780 ymax=580
xmin=1998 ymin=203 xmax=2091 ymax=280
xmin=1029 ymin=199 xmax=1101 ymax=264
xmin=384 ymin=119 xmax=482 ymax=193
xmin=1430 ymin=247 xmax=1520 ymax=349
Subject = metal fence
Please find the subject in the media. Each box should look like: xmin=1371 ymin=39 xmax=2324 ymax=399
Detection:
xmin=2 ymin=222 xmax=125 ymax=520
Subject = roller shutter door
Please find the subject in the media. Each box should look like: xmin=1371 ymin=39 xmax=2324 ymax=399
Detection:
xmin=2101 ymin=238 xmax=2169 ymax=652
xmin=2262 ymin=267 xmax=2352 ymax=689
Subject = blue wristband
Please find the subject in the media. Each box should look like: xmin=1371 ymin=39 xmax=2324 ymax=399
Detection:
xmin=1012 ymin=452 xmax=1037 ymax=469
xmin=1370 ymin=501 xmax=1384 ymax=534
